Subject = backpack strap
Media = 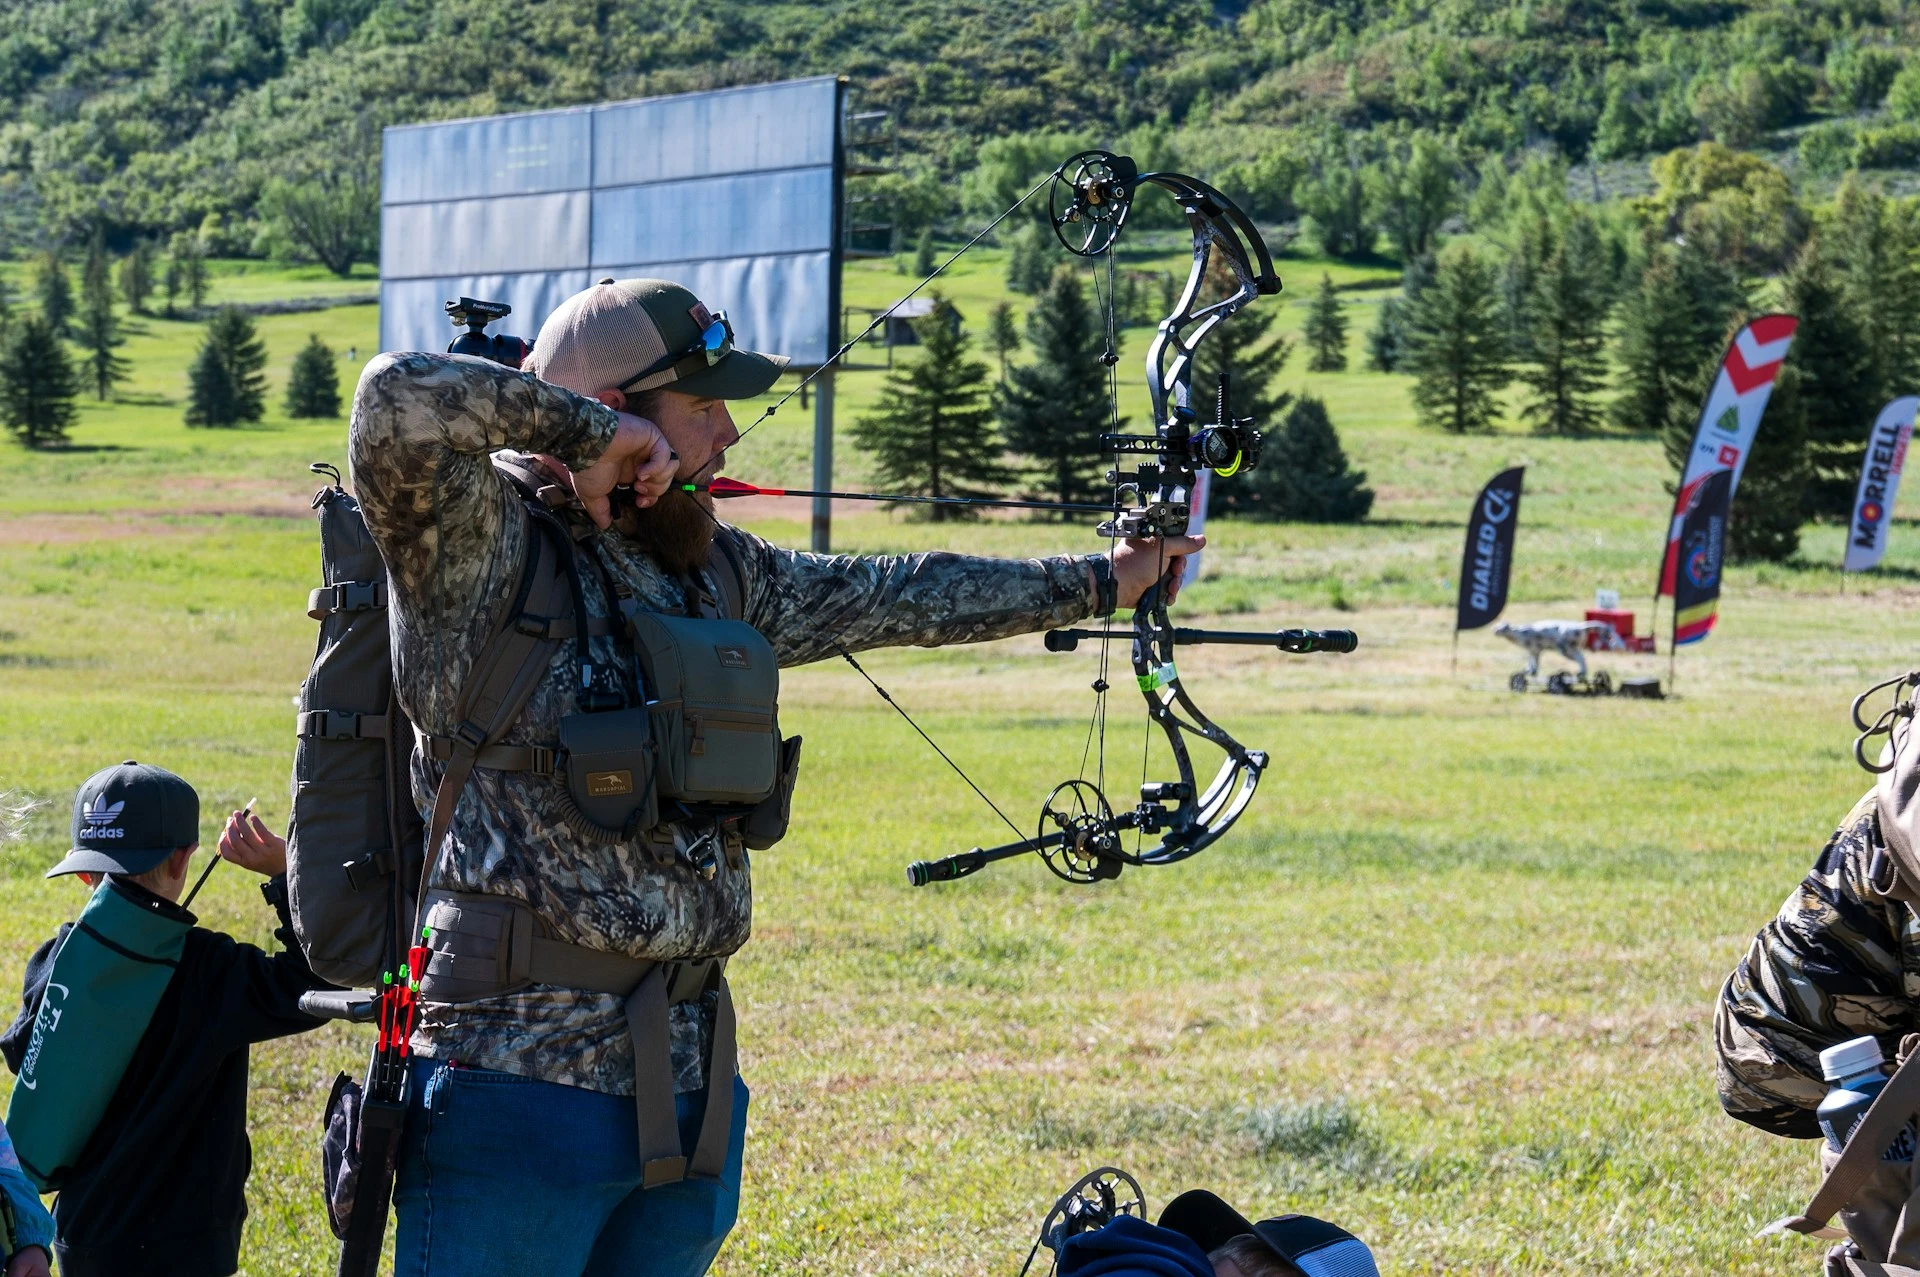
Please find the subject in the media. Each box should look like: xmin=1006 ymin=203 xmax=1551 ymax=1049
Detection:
xmin=412 ymin=507 xmax=575 ymax=920
xmin=1762 ymin=1041 xmax=1920 ymax=1239
xmin=705 ymin=528 xmax=748 ymax=622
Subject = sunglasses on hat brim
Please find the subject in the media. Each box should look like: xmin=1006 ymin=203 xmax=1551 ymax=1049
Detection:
xmin=618 ymin=311 xmax=735 ymax=394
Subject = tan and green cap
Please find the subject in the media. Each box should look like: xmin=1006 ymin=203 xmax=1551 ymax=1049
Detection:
xmin=526 ymin=278 xmax=788 ymax=401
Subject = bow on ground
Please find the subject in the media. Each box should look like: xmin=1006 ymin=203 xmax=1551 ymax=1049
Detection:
xmin=709 ymin=149 xmax=1358 ymax=886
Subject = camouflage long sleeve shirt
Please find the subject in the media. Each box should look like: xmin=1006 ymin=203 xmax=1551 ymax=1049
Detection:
xmin=1715 ymin=793 xmax=1920 ymax=1139
xmin=348 ymin=352 xmax=1102 ymax=1095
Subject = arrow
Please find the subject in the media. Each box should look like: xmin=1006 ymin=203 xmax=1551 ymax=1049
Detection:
xmin=682 ymin=476 xmax=1114 ymax=513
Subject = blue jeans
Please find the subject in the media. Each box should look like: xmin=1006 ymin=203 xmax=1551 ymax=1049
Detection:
xmin=393 ymin=1057 xmax=748 ymax=1277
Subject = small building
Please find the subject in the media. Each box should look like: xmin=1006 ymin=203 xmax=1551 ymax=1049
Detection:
xmin=844 ymin=298 xmax=964 ymax=365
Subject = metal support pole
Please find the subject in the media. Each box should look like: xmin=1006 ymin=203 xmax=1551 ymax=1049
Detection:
xmin=811 ymin=369 xmax=835 ymax=553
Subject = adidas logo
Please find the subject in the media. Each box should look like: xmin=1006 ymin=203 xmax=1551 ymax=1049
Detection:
xmin=81 ymin=794 xmax=126 ymax=840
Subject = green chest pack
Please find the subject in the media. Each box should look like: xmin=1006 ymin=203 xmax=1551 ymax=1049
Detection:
xmin=551 ymin=534 xmax=800 ymax=854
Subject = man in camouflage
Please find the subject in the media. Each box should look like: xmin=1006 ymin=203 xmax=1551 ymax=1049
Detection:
xmin=1716 ymin=793 xmax=1911 ymax=1140
xmin=350 ymin=278 xmax=1201 ymax=1276
xmin=1716 ymin=721 xmax=1920 ymax=1270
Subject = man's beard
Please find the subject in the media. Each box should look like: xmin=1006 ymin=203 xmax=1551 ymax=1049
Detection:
xmin=612 ymin=487 xmax=717 ymax=576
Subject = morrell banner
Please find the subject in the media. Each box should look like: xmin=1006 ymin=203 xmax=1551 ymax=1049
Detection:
xmin=1658 ymin=313 xmax=1798 ymax=597
xmin=1843 ymin=396 xmax=1918 ymax=573
xmin=1456 ymin=466 xmax=1525 ymax=632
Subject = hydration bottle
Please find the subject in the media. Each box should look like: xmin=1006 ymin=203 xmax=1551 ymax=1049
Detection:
xmin=1819 ymin=1036 xmax=1916 ymax=1161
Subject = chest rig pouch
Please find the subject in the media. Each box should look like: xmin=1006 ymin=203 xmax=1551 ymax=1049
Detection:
xmin=555 ymin=530 xmax=801 ymax=853
xmin=628 ymin=611 xmax=780 ymax=805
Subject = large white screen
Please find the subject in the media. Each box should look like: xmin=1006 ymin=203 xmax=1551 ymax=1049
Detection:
xmin=380 ymin=78 xmax=841 ymax=366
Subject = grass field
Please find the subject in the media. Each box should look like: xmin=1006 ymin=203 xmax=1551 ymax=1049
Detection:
xmin=0 ymin=246 xmax=1911 ymax=1275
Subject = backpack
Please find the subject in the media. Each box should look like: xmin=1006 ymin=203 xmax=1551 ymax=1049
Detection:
xmin=287 ymin=461 xmax=751 ymax=988
xmin=287 ymin=467 xmax=423 ymax=988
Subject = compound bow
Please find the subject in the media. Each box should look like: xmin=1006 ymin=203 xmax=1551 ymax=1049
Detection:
xmin=714 ymin=149 xmax=1359 ymax=888
xmin=894 ymin=151 xmax=1358 ymax=887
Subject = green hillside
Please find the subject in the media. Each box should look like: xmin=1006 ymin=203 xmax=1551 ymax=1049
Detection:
xmin=3 ymin=0 xmax=1919 ymax=251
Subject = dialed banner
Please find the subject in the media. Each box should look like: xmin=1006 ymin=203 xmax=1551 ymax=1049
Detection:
xmin=1456 ymin=466 xmax=1525 ymax=632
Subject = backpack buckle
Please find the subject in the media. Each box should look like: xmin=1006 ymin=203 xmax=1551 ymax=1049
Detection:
xmin=342 ymin=849 xmax=397 ymax=892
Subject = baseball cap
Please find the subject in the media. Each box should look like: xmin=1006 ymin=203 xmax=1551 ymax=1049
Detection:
xmin=1158 ymin=1190 xmax=1380 ymax=1277
xmin=525 ymin=278 xmax=789 ymax=402
xmin=46 ymin=761 xmax=200 ymax=878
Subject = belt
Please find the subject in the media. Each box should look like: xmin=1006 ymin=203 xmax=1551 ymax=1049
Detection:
xmin=414 ymin=890 xmax=735 ymax=1187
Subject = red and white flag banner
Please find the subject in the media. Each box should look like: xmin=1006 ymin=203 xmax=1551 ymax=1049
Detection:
xmin=1844 ymin=396 xmax=1918 ymax=573
xmin=1658 ymin=313 xmax=1798 ymax=597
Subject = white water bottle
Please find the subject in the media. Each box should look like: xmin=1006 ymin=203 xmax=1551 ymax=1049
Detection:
xmin=1819 ymin=1037 xmax=1915 ymax=1162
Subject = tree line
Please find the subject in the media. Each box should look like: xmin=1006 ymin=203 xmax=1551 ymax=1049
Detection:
xmin=853 ymin=259 xmax=1371 ymax=526
xmin=0 ymin=233 xmax=344 ymax=447
xmin=5 ymin=0 xmax=1919 ymax=262
xmin=1296 ymin=142 xmax=1920 ymax=564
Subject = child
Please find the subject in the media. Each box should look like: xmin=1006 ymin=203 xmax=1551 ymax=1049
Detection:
xmin=1 ymin=761 xmax=331 ymax=1277
xmin=0 ymin=1119 xmax=53 ymax=1277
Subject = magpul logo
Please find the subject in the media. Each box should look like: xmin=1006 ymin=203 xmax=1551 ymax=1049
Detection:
xmin=81 ymin=794 xmax=126 ymax=840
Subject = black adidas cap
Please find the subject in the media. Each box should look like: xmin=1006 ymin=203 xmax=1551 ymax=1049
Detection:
xmin=46 ymin=761 xmax=200 ymax=878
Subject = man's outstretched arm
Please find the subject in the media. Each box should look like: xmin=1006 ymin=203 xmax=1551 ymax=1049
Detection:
xmin=1715 ymin=794 xmax=1920 ymax=1138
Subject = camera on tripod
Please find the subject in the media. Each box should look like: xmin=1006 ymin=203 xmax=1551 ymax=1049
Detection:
xmin=445 ymin=297 xmax=531 ymax=369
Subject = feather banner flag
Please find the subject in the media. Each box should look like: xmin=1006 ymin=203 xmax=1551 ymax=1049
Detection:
xmin=1455 ymin=466 xmax=1525 ymax=632
xmin=1672 ymin=468 xmax=1732 ymax=646
xmin=1843 ymin=396 xmax=1918 ymax=574
xmin=1657 ymin=313 xmax=1798 ymax=598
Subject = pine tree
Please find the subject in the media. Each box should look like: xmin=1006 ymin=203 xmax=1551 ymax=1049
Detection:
xmin=169 ymin=232 xmax=209 ymax=313
xmin=1618 ymin=242 xmax=1748 ymax=436
xmin=1403 ymin=246 xmax=1509 ymax=433
xmin=1775 ymin=239 xmax=1876 ymax=521
xmin=1727 ymin=358 xmax=1811 ymax=562
xmin=849 ymin=297 xmax=1009 ymax=521
xmin=83 ymin=224 xmax=109 ymax=305
xmin=185 ymin=307 xmax=267 ymax=427
xmin=998 ymin=267 xmax=1111 ymax=510
xmin=1366 ymin=253 xmax=1432 ymax=373
xmin=1006 ymin=222 xmax=1058 ymax=295
xmin=1303 ymin=274 xmax=1349 ymax=373
xmin=33 ymin=251 xmax=72 ymax=336
xmin=161 ymin=250 xmax=182 ymax=318
xmin=0 ymin=316 xmax=80 ymax=448
xmin=77 ymin=254 xmax=129 ymax=400
xmin=1825 ymin=178 xmax=1920 ymax=414
xmin=117 ymin=242 xmax=154 ymax=316
xmin=913 ymin=227 xmax=937 ymax=277
xmin=285 ymin=333 xmax=342 ymax=418
xmin=985 ymin=300 xmax=1020 ymax=381
xmin=1224 ymin=395 xmax=1373 ymax=522
xmin=1516 ymin=212 xmax=1612 ymax=435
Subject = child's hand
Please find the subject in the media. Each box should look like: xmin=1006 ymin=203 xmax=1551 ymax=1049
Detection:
xmin=218 ymin=810 xmax=288 ymax=878
xmin=6 ymin=1245 xmax=51 ymax=1277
